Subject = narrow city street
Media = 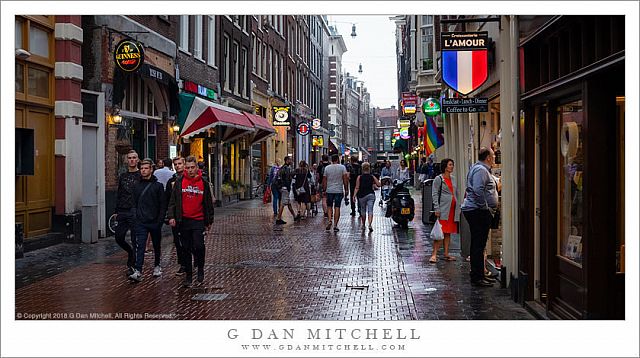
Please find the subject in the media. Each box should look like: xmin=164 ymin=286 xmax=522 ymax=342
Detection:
xmin=15 ymin=189 xmax=533 ymax=320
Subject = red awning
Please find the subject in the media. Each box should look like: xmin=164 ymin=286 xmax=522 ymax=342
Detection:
xmin=180 ymin=96 xmax=255 ymax=139
xmin=242 ymin=112 xmax=276 ymax=144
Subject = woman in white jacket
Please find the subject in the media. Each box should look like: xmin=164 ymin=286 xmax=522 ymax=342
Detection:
xmin=430 ymin=158 xmax=461 ymax=263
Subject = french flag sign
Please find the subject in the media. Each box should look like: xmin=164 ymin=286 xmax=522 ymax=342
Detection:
xmin=441 ymin=32 xmax=489 ymax=96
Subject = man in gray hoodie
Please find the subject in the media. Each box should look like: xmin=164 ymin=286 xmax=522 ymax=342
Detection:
xmin=461 ymin=147 xmax=499 ymax=287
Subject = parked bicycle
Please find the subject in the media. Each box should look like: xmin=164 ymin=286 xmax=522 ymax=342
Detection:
xmin=108 ymin=213 xmax=118 ymax=234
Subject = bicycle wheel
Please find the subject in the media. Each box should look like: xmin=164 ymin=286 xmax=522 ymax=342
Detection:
xmin=108 ymin=213 xmax=118 ymax=234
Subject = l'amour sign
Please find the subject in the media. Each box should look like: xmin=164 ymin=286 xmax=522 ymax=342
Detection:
xmin=114 ymin=39 xmax=144 ymax=72
xmin=441 ymin=32 xmax=489 ymax=96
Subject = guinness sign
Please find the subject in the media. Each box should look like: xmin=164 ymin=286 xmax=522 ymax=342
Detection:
xmin=114 ymin=39 xmax=145 ymax=72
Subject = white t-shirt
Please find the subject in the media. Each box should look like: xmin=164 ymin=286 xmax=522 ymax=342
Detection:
xmin=154 ymin=167 xmax=174 ymax=189
xmin=323 ymin=163 xmax=347 ymax=194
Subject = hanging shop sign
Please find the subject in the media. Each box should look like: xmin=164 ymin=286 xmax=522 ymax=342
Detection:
xmin=441 ymin=97 xmax=488 ymax=113
xmin=312 ymin=135 xmax=324 ymax=147
xmin=399 ymin=127 xmax=411 ymax=139
xmin=114 ymin=39 xmax=145 ymax=72
xmin=397 ymin=119 xmax=411 ymax=128
xmin=422 ymin=98 xmax=441 ymax=117
xmin=401 ymin=92 xmax=418 ymax=115
xmin=184 ymin=80 xmax=217 ymax=100
xmin=272 ymin=106 xmax=291 ymax=126
xmin=311 ymin=118 xmax=322 ymax=130
xmin=297 ymin=121 xmax=310 ymax=136
xmin=441 ymin=32 xmax=489 ymax=96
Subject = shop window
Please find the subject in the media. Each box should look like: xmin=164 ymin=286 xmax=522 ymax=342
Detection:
xmin=28 ymin=24 xmax=50 ymax=58
xmin=82 ymin=92 xmax=98 ymax=124
xmin=557 ymin=100 xmax=584 ymax=266
xmin=16 ymin=63 xmax=24 ymax=93
xmin=15 ymin=19 xmax=23 ymax=49
xmin=27 ymin=66 xmax=49 ymax=98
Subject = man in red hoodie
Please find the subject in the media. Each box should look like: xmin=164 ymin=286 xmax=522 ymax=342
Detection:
xmin=167 ymin=155 xmax=215 ymax=287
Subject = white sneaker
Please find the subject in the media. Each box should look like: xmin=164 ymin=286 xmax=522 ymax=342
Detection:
xmin=128 ymin=269 xmax=142 ymax=282
xmin=153 ymin=265 xmax=162 ymax=277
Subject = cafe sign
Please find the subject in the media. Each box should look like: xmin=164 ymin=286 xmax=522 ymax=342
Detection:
xmin=272 ymin=106 xmax=291 ymax=126
xmin=441 ymin=32 xmax=488 ymax=95
xmin=114 ymin=39 xmax=144 ymax=72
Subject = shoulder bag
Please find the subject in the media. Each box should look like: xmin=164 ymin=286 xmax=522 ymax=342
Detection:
xmin=429 ymin=175 xmax=444 ymax=223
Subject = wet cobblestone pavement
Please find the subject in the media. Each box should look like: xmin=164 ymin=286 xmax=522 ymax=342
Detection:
xmin=15 ymin=190 xmax=535 ymax=320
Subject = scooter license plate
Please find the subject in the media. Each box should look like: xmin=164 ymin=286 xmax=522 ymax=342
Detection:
xmin=401 ymin=208 xmax=410 ymax=215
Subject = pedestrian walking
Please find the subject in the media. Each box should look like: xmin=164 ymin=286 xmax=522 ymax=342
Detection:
xmin=345 ymin=156 xmax=362 ymax=216
xmin=309 ymin=163 xmax=320 ymax=216
xmin=426 ymin=156 xmax=435 ymax=179
xmin=416 ymin=157 xmax=428 ymax=189
xmin=429 ymin=158 xmax=460 ymax=263
xmin=322 ymin=154 xmax=349 ymax=232
xmin=167 ymin=156 xmax=215 ymax=287
xmin=461 ymin=147 xmax=499 ymax=287
xmin=267 ymin=159 xmax=282 ymax=216
xmin=154 ymin=158 xmax=174 ymax=189
xmin=381 ymin=160 xmax=392 ymax=178
xmin=128 ymin=159 xmax=167 ymax=282
xmin=114 ymin=150 xmax=142 ymax=277
xmin=317 ymin=154 xmax=330 ymax=218
xmin=293 ymin=161 xmax=312 ymax=221
xmin=352 ymin=162 xmax=381 ymax=232
xmin=395 ymin=159 xmax=410 ymax=183
xmin=165 ymin=156 xmax=186 ymax=275
xmin=274 ymin=156 xmax=296 ymax=225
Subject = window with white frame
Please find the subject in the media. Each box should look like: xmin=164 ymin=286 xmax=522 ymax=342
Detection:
xmin=233 ymin=41 xmax=240 ymax=95
xmin=207 ymin=16 xmax=216 ymax=66
xmin=256 ymin=39 xmax=262 ymax=77
xmin=268 ymin=45 xmax=273 ymax=88
xmin=252 ymin=34 xmax=257 ymax=73
xmin=223 ymin=35 xmax=230 ymax=90
xmin=279 ymin=54 xmax=284 ymax=95
xmin=421 ymin=15 xmax=434 ymax=71
xmin=242 ymin=47 xmax=248 ymax=97
xmin=262 ymin=42 xmax=267 ymax=78
xmin=274 ymin=51 xmax=279 ymax=94
xmin=179 ymin=15 xmax=189 ymax=52
xmin=194 ymin=16 xmax=203 ymax=59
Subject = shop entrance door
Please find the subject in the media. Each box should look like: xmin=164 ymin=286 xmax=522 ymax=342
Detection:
xmin=82 ymin=126 xmax=99 ymax=243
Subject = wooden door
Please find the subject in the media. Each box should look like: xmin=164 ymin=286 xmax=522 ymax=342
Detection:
xmin=15 ymin=104 xmax=54 ymax=237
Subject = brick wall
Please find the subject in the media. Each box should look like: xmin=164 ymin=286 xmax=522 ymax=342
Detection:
xmin=128 ymin=15 xmax=176 ymax=42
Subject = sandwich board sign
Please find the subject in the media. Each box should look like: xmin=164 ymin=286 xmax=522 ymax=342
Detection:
xmin=441 ymin=32 xmax=489 ymax=96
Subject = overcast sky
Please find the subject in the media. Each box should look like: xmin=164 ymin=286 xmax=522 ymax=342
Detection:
xmin=326 ymin=15 xmax=398 ymax=109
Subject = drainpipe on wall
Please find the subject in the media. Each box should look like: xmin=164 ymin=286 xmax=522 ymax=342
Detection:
xmin=499 ymin=15 xmax=520 ymax=286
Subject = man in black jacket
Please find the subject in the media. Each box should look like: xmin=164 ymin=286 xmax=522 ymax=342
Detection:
xmin=115 ymin=150 xmax=141 ymax=276
xmin=165 ymin=156 xmax=186 ymax=275
xmin=128 ymin=159 xmax=167 ymax=282
xmin=168 ymin=156 xmax=215 ymax=287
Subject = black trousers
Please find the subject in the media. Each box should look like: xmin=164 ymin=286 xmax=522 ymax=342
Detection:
xmin=463 ymin=209 xmax=492 ymax=282
xmin=179 ymin=219 xmax=205 ymax=275
xmin=172 ymin=226 xmax=184 ymax=267
xmin=349 ymin=182 xmax=359 ymax=213
xmin=114 ymin=209 xmax=137 ymax=268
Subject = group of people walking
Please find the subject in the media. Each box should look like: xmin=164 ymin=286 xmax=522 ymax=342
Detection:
xmin=114 ymin=146 xmax=500 ymax=290
xmin=113 ymin=151 xmax=214 ymax=288
xmin=429 ymin=147 xmax=501 ymax=287
xmin=267 ymin=154 xmax=384 ymax=233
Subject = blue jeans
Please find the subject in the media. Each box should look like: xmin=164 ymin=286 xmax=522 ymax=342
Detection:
xmin=326 ymin=193 xmax=344 ymax=208
xmin=271 ymin=185 xmax=280 ymax=214
xmin=134 ymin=222 xmax=162 ymax=272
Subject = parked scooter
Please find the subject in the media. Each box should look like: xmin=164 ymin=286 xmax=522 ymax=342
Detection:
xmin=384 ymin=178 xmax=415 ymax=229
xmin=379 ymin=176 xmax=392 ymax=207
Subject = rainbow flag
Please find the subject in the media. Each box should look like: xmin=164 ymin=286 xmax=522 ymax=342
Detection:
xmin=424 ymin=116 xmax=444 ymax=156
